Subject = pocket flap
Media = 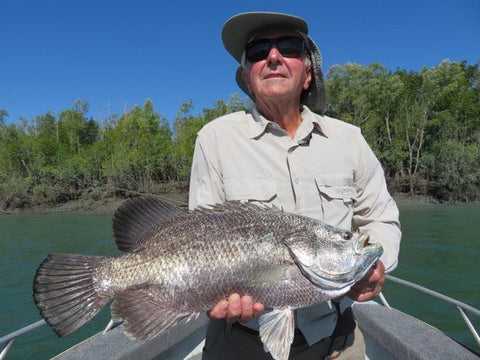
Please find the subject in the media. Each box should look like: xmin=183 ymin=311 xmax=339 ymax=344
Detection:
xmin=315 ymin=177 xmax=355 ymax=200
xmin=315 ymin=177 xmax=353 ymax=187
xmin=224 ymin=178 xmax=277 ymax=201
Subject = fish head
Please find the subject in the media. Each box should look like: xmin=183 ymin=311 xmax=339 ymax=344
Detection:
xmin=294 ymin=223 xmax=383 ymax=290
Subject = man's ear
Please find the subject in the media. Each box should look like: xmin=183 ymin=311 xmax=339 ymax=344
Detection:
xmin=241 ymin=69 xmax=252 ymax=93
xmin=303 ymin=65 xmax=312 ymax=91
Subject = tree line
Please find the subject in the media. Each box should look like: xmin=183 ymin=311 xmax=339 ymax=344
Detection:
xmin=0 ymin=60 xmax=479 ymax=209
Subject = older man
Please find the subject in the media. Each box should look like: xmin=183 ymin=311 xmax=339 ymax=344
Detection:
xmin=189 ymin=12 xmax=401 ymax=360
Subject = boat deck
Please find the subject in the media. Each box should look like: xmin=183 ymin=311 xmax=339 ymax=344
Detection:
xmin=49 ymin=302 xmax=479 ymax=360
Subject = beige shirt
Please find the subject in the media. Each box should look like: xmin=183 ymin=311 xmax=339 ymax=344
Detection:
xmin=189 ymin=105 xmax=401 ymax=344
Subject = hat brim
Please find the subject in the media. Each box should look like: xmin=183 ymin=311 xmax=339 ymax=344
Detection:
xmin=222 ymin=12 xmax=308 ymax=63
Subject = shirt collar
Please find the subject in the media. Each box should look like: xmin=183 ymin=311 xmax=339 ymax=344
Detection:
xmin=247 ymin=106 xmax=270 ymax=139
xmin=247 ymin=105 xmax=328 ymax=139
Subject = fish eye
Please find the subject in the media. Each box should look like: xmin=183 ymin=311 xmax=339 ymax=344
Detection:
xmin=341 ymin=231 xmax=353 ymax=240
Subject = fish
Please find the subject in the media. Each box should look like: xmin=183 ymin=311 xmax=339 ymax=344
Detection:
xmin=33 ymin=196 xmax=382 ymax=360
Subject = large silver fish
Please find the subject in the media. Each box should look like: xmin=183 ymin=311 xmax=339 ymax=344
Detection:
xmin=33 ymin=196 xmax=382 ymax=360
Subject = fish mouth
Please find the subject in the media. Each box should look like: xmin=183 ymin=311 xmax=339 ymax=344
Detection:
xmin=300 ymin=233 xmax=383 ymax=290
xmin=354 ymin=234 xmax=382 ymax=254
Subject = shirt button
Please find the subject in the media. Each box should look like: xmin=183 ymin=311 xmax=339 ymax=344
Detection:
xmin=294 ymin=178 xmax=300 ymax=185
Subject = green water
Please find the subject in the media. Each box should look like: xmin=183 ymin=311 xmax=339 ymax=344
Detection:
xmin=0 ymin=204 xmax=479 ymax=359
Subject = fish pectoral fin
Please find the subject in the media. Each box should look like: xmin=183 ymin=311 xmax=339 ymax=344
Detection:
xmin=258 ymin=307 xmax=295 ymax=360
xmin=111 ymin=288 xmax=196 ymax=341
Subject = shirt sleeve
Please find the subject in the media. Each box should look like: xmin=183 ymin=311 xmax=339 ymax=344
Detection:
xmin=188 ymin=131 xmax=225 ymax=210
xmin=352 ymin=132 xmax=401 ymax=273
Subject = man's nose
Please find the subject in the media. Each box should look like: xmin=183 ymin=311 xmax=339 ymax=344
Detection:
xmin=266 ymin=45 xmax=284 ymax=64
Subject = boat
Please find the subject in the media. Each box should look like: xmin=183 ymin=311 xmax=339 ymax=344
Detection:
xmin=1 ymin=275 xmax=479 ymax=360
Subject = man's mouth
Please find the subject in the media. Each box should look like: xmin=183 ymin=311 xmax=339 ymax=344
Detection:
xmin=263 ymin=73 xmax=286 ymax=79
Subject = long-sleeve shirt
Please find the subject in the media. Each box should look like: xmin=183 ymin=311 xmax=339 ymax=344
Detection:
xmin=189 ymin=105 xmax=401 ymax=345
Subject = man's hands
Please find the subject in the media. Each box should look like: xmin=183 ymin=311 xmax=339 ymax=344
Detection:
xmin=347 ymin=260 xmax=385 ymax=302
xmin=208 ymin=293 xmax=265 ymax=324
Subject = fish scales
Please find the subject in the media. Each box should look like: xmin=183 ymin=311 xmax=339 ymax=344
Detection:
xmin=168 ymin=209 xmax=322 ymax=308
xmin=100 ymin=207 xmax=326 ymax=310
xmin=33 ymin=196 xmax=382 ymax=360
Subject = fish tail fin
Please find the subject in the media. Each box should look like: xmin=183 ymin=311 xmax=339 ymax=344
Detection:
xmin=33 ymin=253 xmax=111 ymax=337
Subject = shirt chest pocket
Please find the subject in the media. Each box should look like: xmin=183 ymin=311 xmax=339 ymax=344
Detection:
xmin=224 ymin=178 xmax=277 ymax=203
xmin=315 ymin=176 xmax=355 ymax=228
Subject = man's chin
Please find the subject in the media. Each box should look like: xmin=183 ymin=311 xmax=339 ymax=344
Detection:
xmin=257 ymin=87 xmax=298 ymax=100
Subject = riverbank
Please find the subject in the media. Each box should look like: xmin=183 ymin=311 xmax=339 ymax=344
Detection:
xmin=0 ymin=182 xmax=191 ymax=214
xmin=0 ymin=192 xmax=190 ymax=214
xmin=1 ymin=190 xmax=465 ymax=215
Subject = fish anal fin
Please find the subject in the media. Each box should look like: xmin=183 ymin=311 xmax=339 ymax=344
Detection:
xmin=113 ymin=196 xmax=185 ymax=252
xmin=258 ymin=307 xmax=295 ymax=360
xmin=111 ymin=288 xmax=196 ymax=341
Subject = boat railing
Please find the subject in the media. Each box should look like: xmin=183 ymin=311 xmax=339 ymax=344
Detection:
xmin=382 ymin=275 xmax=480 ymax=347
xmin=1 ymin=275 xmax=479 ymax=359
xmin=0 ymin=317 xmax=116 ymax=360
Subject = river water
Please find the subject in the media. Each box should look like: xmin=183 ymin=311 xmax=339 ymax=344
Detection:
xmin=0 ymin=203 xmax=479 ymax=359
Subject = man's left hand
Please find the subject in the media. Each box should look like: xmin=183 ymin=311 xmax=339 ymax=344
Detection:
xmin=347 ymin=260 xmax=385 ymax=302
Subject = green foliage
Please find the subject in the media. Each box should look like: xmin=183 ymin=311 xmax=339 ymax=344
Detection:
xmin=326 ymin=63 xmax=405 ymax=176
xmin=172 ymin=100 xmax=209 ymax=179
xmin=99 ymin=99 xmax=175 ymax=190
xmin=325 ymin=60 xmax=480 ymax=200
xmin=0 ymin=175 xmax=34 ymax=208
xmin=0 ymin=60 xmax=478 ymax=209
xmin=0 ymin=96 xmax=249 ymax=209
xmin=428 ymin=140 xmax=480 ymax=201
xmin=171 ymin=95 xmax=248 ymax=179
xmin=57 ymin=100 xmax=99 ymax=154
xmin=0 ymin=110 xmax=8 ymax=124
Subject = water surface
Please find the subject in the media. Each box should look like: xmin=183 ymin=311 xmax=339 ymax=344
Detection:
xmin=382 ymin=203 xmax=480 ymax=350
xmin=0 ymin=212 xmax=120 ymax=359
xmin=0 ymin=204 xmax=479 ymax=359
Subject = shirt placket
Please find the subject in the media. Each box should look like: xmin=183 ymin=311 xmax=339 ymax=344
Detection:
xmin=286 ymin=142 xmax=306 ymax=214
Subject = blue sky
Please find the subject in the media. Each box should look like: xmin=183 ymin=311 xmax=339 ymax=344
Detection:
xmin=1 ymin=0 xmax=479 ymax=126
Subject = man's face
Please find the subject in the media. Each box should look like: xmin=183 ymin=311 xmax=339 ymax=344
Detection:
xmin=242 ymin=29 xmax=312 ymax=104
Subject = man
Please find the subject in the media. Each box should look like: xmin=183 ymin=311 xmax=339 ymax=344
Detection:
xmin=189 ymin=12 xmax=401 ymax=360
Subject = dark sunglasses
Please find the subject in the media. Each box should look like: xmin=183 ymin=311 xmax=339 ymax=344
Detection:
xmin=245 ymin=36 xmax=308 ymax=63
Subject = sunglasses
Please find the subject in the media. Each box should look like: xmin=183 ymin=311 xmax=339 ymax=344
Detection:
xmin=245 ymin=36 xmax=308 ymax=63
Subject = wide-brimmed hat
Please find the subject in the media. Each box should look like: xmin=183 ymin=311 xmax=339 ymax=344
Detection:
xmin=221 ymin=12 xmax=326 ymax=114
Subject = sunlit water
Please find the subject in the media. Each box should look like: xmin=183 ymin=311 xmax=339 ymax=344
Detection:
xmin=382 ymin=203 xmax=480 ymax=351
xmin=0 ymin=203 xmax=479 ymax=359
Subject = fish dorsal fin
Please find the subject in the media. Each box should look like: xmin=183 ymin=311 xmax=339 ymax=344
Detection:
xmin=194 ymin=201 xmax=278 ymax=214
xmin=259 ymin=307 xmax=295 ymax=360
xmin=113 ymin=196 xmax=185 ymax=252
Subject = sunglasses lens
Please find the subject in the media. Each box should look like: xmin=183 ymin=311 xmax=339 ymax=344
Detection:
xmin=278 ymin=37 xmax=304 ymax=57
xmin=245 ymin=36 xmax=305 ymax=63
xmin=245 ymin=39 xmax=271 ymax=62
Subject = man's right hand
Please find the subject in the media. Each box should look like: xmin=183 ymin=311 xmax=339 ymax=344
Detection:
xmin=208 ymin=293 xmax=265 ymax=324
